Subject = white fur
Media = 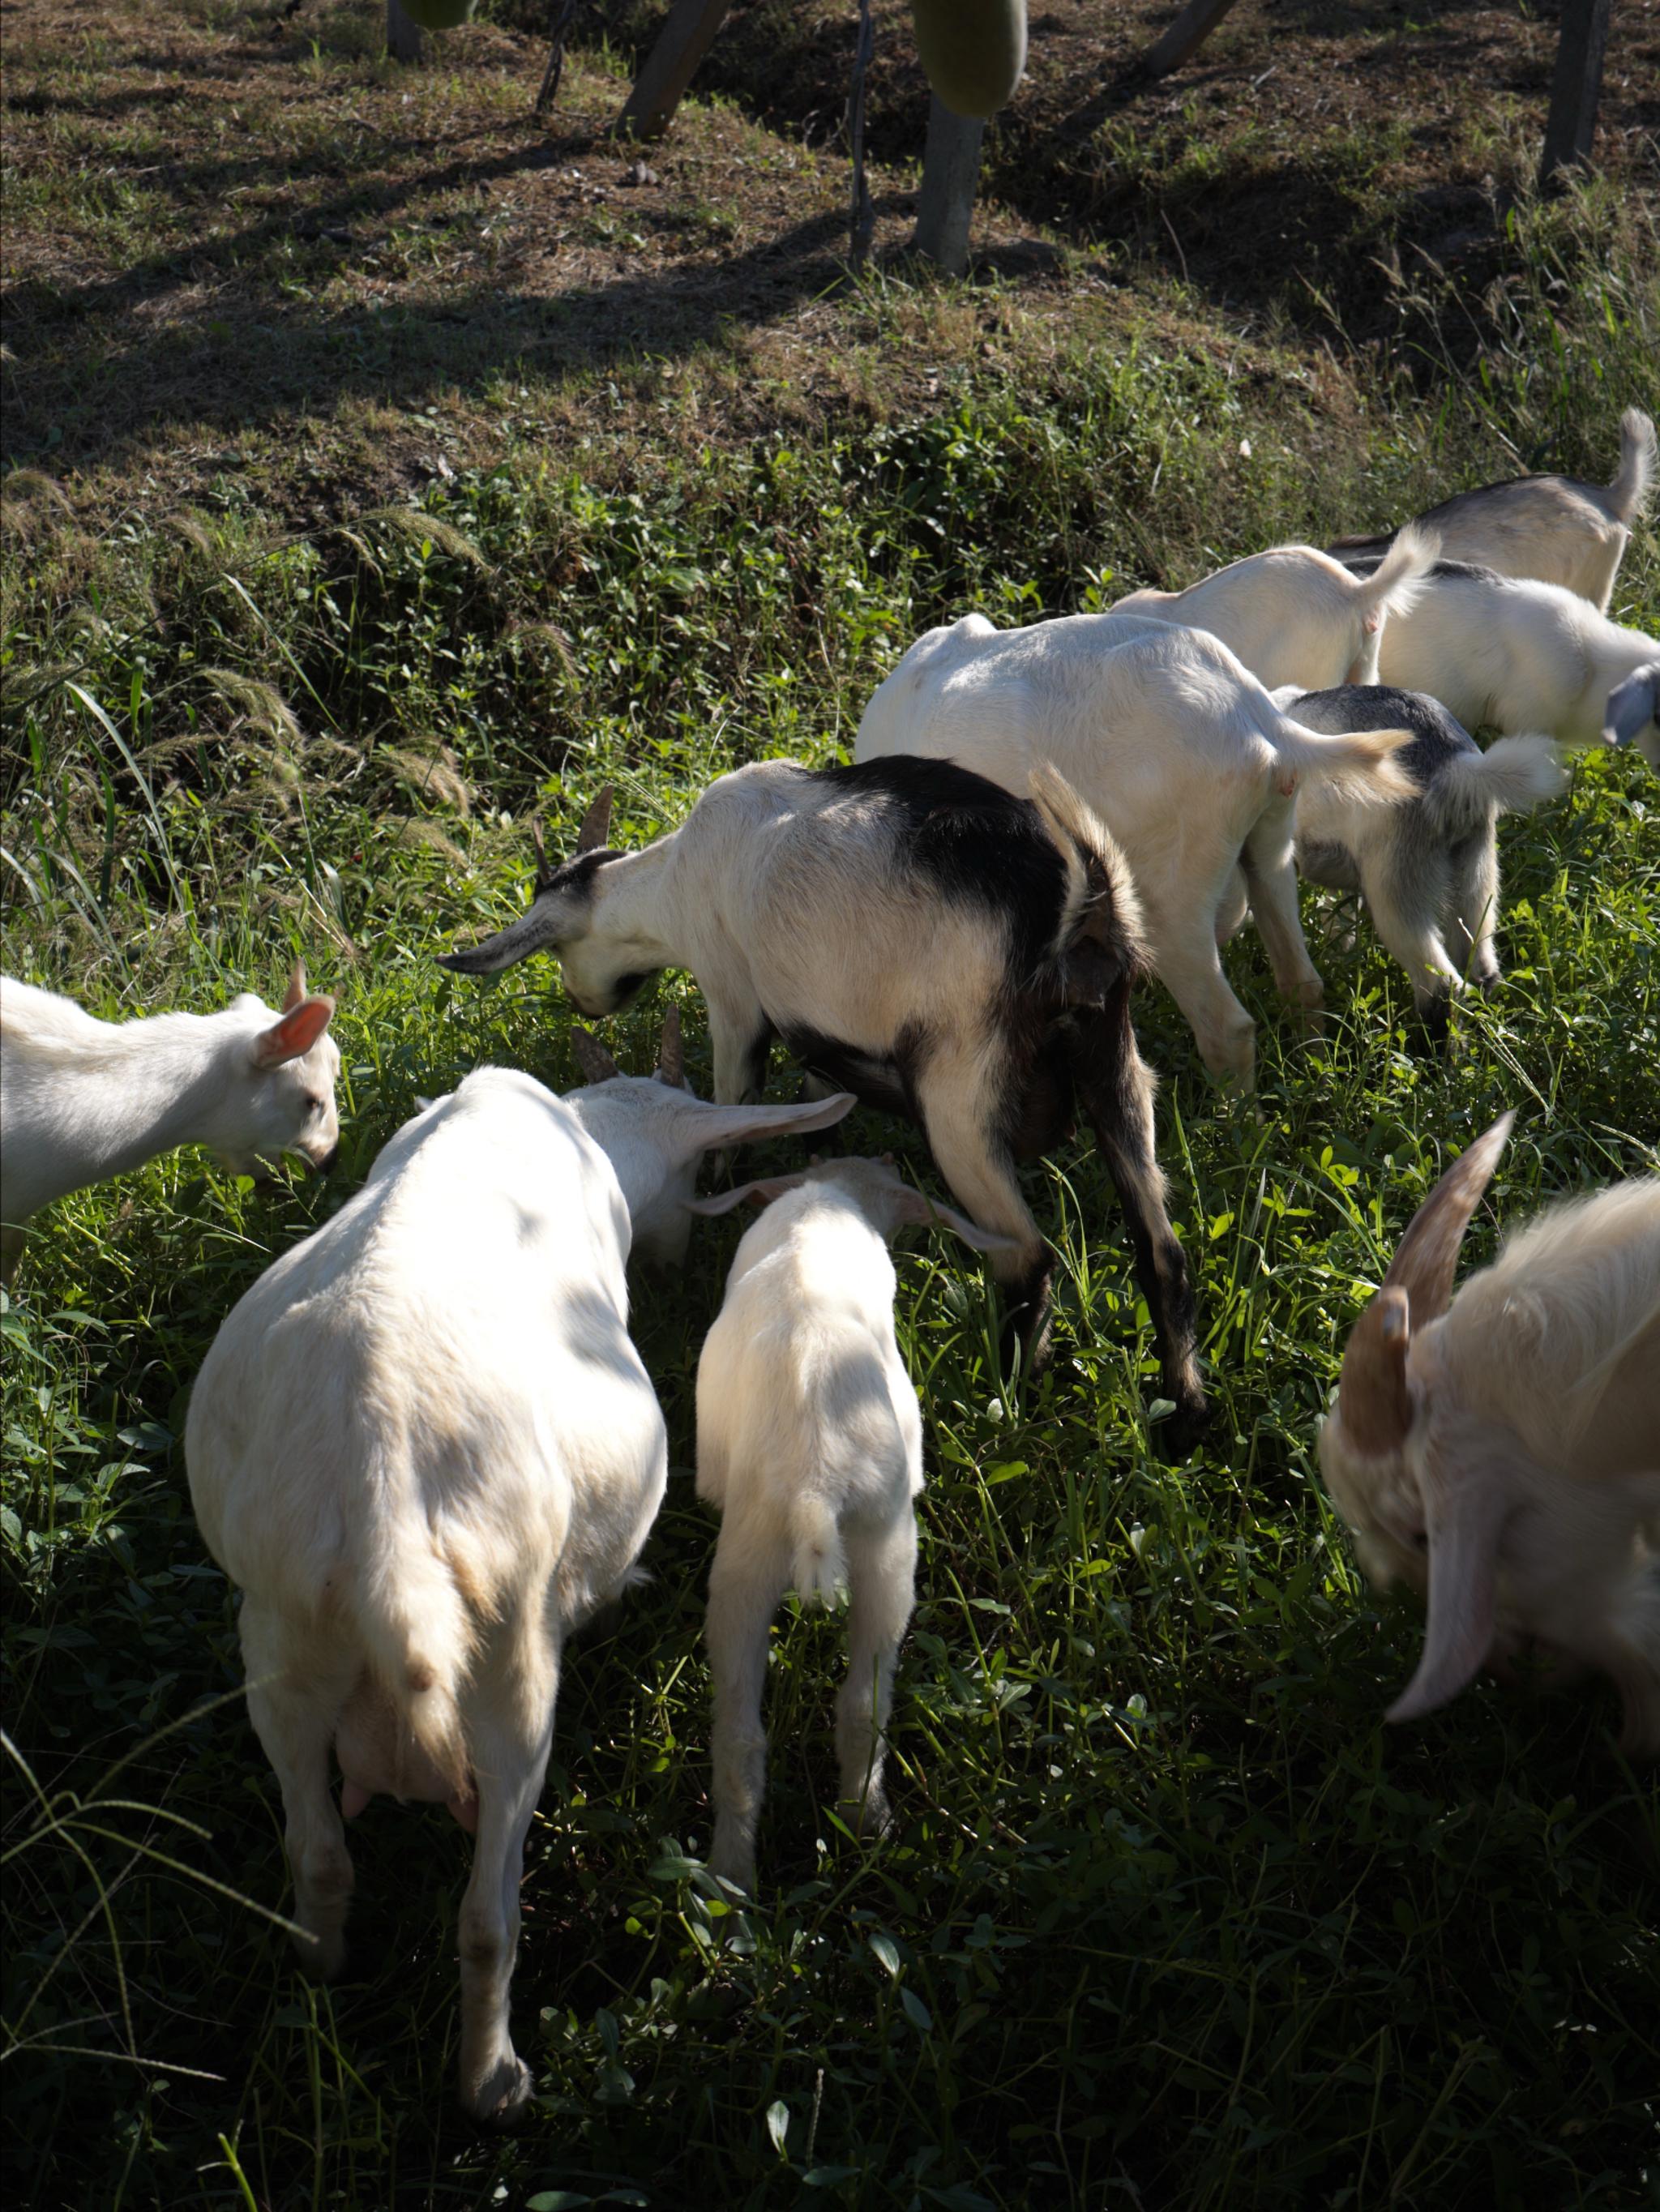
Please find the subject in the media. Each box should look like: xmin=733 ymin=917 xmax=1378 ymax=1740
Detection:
xmin=1320 ymin=1124 xmax=1660 ymax=1755
xmin=0 ymin=973 xmax=340 ymax=1281
xmin=855 ymin=612 xmax=1415 ymax=1091
xmin=1331 ymin=409 xmax=1657 ymax=611
xmin=1109 ymin=524 xmax=1438 ymax=691
xmin=1367 ymin=568 xmax=1660 ymax=752
xmin=691 ymin=1157 xmax=1001 ymax=1893
xmin=184 ymin=1054 xmax=854 ymax=2124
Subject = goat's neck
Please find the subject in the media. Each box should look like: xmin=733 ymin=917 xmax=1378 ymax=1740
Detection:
xmin=24 ymin=1017 xmax=238 ymax=1196
xmin=594 ymin=837 xmax=688 ymax=968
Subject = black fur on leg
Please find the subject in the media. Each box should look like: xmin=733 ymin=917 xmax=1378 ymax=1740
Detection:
xmin=998 ymin=1245 xmax=1055 ymax=1380
xmin=1065 ymin=985 xmax=1206 ymax=1449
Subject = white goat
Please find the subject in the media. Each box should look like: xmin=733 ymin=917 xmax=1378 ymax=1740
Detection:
xmin=1320 ymin=1114 xmax=1660 ymax=1755
xmin=854 ymin=613 xmax=1414 ymax=1093
xmin=1108 ymin=524 xmax=1437 ymax=691
xmin=1341 ymin=557 xmax=1660 ymax=755
xmin=1276 ymin=683 xmax=1567 ymax=1032
xmin=0 ymin=965 xmax=339 ymax=1282
xmin=687 ymin=1155 xmax=1012 ymax=1896
xmin=440 ymin=767 xmax=1207 ymax=1441
xmin=1329 ymin=409 xmax=1657 ymax=611
xmin=184 ymin=1014 xmax=854 ymax=2124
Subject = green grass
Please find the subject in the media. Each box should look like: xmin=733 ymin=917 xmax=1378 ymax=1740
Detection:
xmin=4 ymin=53 xmax=1659 ymax=2212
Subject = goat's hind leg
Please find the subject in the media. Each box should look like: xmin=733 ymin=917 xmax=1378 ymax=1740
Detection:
xmin=240 ymin=1602 xmax=358 ymax=1981
xmin=455 ymin=1640 xmax=558 ymax=2127
xmin=1067 ymin=985 xmax=1206 ymax=1451
xmin=913 ymin=1045 xmax=1052 ymax=1375
xmin=705 ymin=1532 xmax=789 ymax=1897
xmin=835 ymin=1512 xmax=918 ymax=1841
xmin=1241 ymin=802 xmax=1324 ymax=1031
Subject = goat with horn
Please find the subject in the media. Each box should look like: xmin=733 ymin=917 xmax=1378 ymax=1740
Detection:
xmin=1319 ymin=1113 xmax=1660 ymax=1753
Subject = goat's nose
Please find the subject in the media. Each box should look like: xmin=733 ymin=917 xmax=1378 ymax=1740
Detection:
xmin=316 ymin=1144 xmax=340 ymax=1176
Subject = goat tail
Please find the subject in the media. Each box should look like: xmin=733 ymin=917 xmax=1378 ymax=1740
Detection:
xmin=1348 ymin=520 xmax=1440 ymax=627
xmin=1609 ymin=408 xmax=1658 ymax=524
xmin=1270 ymin=719 xmax=1417 ymax=807
xmin=352 ymin=1509 xmax=474 ymax=1804
xmin=1424 ymin=734 xmax=1568 ymax=836
xmin=790 ymin=1491 xmax=849 ymax=1608
xmin=1027 ymin=760 xmax=1149 ymax=969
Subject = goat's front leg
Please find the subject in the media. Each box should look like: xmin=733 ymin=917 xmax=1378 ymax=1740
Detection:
xmin=835 ymin=1512 xmax=917 ymax=1840
xmin=455 ymin=1666 xmax=556 ymax=2126
xmin=706 ymin=990 xmax=773 ymax=1104
xmin=240 ymin=1604 xmax=359 ymax=1980
xmin=704 ymin=1533 xmax=789 ymax=1896
xmin=1067 ymin=986 xmax=1207 ymax=1452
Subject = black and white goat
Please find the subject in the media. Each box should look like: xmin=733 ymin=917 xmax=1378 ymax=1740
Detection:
xmin=440 ymin=764 xmax=1206 ymax=1440
xmin=1328 ymin=409 xmax=1656 ymax=612
xmin=1277 ymin=685 xmax=1568 ymax=1035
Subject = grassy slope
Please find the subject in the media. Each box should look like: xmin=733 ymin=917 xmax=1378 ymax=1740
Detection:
xmin=3 ymin=6 xmax=1658 ymax=2209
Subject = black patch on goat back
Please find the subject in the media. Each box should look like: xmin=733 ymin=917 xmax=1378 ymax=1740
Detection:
xmin=797 ymin=757 xmax=1068 ymax=986
xmin=1291 ymin=684 xmax=1478 ymax=794
xmin=1338 ymin=554 xmax=1506 ymax=587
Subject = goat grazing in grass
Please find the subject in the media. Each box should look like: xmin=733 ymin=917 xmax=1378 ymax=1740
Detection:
xmin=687 ymin=1154 xmax=1012 ymax=1896
xmin=854 ymin=614 xmax=1414 ymax=1093
xmin=1320 ymin=1114 xmax=1660 ymax=1755
xmin=0 ymin=965 xmax=339 ymax=1283
xmin=439 ymin=768 xmax=1207 ymax=1441
xmin=1107 ymin=524 xmax=1437 ymax=691
xmin=1336 ymin=556 xmax=1660 ymax=756
xmin=1328 ymin=409 xmax=1656 ymax=612
xmin=185 ymin=1013 xmax=854 ymax=2124
xmin=1276 ymin=684 xmax=1568 ymax=1035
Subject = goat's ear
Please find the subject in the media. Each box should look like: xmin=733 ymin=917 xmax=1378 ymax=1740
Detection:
xmin=1334 ymin=1286 xmax=1413 ymax=1457
xmin=575 ymin=786 xmax=614 ymax=855
xmin=281 ymin=960 xmax=308 ymax=1013
xmin=251 ymin=995 xmax=336 ymax=1069
xmin=1383 ymin=1112 xmax=1516 ymax=1323
xmin=1387 ymin=1446 xmax=1512 ymax=1725
xmin=686 ymin=1091 xmax=858 ymax=1154
xmin=570 ymin=1028 xmax=622 ymax=1085
xmin=890 ymin=1183 xmax=1021 ymax=1254
xmin=1602 ymin=665 xmax=1660 ymax=750
xmin=685 ymin=1174 xmax=806 ymax=1217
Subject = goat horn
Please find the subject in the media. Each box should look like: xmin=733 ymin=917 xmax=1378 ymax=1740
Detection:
xmin=571 ymin=1028 xmax=622 ymax=1085
xmin=574 ymin=786 xmax=614 ymax=855
xmin=655 ymin=1004 xmax=684 ymax=1088
xmin=529 ymin=818 xmax=554 ymax=895
xmin=281 ymin=959 xmax=308 ymax=1012
xmin=1383 ymin=1111 xmax=1516 ymax=1324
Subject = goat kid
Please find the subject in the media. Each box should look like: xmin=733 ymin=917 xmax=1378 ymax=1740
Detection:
xmin=689 ymin=1155 xmax=1013 ymax=1895
xmin=0 ymin=965 xmax=339 ymax=1283
xmin=1320 ymin=1113 xmax=1660 ymax=1754
xmin=855 ymin=613 xmax=1414 ymax=1092
xmin=1276 ymin=684 xmax=1567 ymax=1034
xmin=1107 ymin=524 xmax=1437 ymax=691
xmin=1328 ymin=408 xmax=1657 ymax=611
xmin=185 ymin=1015 xmax=854 ymax=2124
xmin=1339 ymin=556 xmax=1660 ymax=755
xmin=439 ymin=766 xmax=1207 ymax=1440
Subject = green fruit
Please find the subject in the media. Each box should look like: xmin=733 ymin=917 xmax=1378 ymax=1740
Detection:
xmin=909 ymin=0 xmax=1028 ymax=120
xmin=396 ymin=0 xmax=477 ymax=29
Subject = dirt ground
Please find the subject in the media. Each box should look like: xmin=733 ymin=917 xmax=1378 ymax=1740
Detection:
xmin=2 ymin=0 xmax=1655 ymax=514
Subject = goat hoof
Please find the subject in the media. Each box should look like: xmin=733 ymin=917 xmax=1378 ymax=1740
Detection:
xmin=1158 ymin=1394 xmax=1209 ymax=1460
xmin=292 ymin=1926 xmax=346 ymax=1983
xmin=464 ymin=2054 xmax=534 ymax=2129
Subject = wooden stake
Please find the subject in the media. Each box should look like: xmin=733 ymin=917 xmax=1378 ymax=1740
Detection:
xmin=913 ymin=96 xmax=985 ymax=277
xmin=1139 ymin=0 xmax=1244 ymax=79
xmin=386 ymin=0 xmax=423 ymax=65
xmin=616 ymin=0 xmax=734 ymax=142
xmin=1540 ymin=0 xmax=1612 ymax=183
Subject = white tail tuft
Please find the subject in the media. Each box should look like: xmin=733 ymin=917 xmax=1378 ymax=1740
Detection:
xmin=1423 ymin=735 xmax=1568 ymax=837
xmin=790 ymin=1492 xmax=849 ymax=1607
xmin=1350 ymin=520 xmax=1440 ymax=631
xmin=1608 ymin=408 xmax=1657 ymax=524
xmin=1271 ymin=720 xmax=1416 ymax=807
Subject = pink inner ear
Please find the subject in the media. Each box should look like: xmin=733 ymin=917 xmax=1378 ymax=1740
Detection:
xmin=256 ymin=996 xmax=334 ymax=1067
